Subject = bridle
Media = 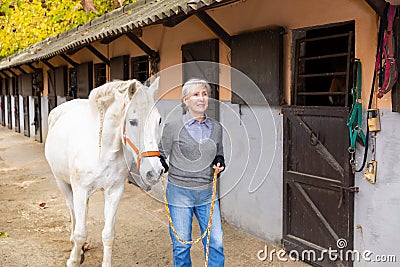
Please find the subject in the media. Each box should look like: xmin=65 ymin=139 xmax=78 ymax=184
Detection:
xmin=121 ymin=97 xmax=160 ymax=171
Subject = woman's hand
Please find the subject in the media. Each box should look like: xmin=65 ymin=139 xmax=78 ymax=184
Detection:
xmin=212 ymin=155 xmax=225 ymax=173
xmin=213 ymin=162 xmax=225 ymax=173
xmin=159 ymin=155 xmax=169 ymax=173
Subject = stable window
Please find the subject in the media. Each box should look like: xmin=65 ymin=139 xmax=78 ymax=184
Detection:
xmin=77 ymin=62 xmax=93 ymax=98
xmin=94 ymin=63 xmax=107 ymax=88
xmin=293 ymin=22 xmax=355 ymax=107
xmin=68 ymin=68 xmax=77 ymax=99
xmin=131 ymin=56 xmax=149 ymax=84
xmin=110 ymin=55 xmax=129 ymax=81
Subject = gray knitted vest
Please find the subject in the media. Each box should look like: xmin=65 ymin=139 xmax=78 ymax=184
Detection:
xmin=160 ymin=117 xmax=223 ymax=188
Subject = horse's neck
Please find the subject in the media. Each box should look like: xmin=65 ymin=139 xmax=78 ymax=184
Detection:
xmin=97 ymin=100 xmax=124 ymax=151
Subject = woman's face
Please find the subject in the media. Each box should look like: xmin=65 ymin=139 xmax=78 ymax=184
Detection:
xmin=185 ymin=85 xmax=209 ymax=115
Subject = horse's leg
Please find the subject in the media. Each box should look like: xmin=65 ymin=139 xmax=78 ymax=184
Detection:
xmin=101 ymin=181 xmax=125 ymax=267
xmin=67 ymin=184 xmax=89 ymax=267
xmin=55 ymin=178 xmax=75 ymax=243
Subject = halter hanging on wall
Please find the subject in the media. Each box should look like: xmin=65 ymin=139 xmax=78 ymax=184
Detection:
xmin=376 ymin=4 xmax=398 ymax=98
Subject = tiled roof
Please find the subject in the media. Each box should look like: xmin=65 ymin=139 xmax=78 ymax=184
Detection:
xmin=0 ymin=0 xmax=236 ymax=71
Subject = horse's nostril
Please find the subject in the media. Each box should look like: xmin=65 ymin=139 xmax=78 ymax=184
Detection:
xmin=146 ymin=171 xmax=154 ymax=181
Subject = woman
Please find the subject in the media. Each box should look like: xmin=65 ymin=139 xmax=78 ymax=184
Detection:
xmin=159 ymin=78 xmax=225 ymax=267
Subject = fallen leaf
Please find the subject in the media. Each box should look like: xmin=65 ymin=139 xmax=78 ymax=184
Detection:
xmin=0 ymin=232 xmax=8 ymax=238
xmin=39 ymin=202 xmax=46 ymax=208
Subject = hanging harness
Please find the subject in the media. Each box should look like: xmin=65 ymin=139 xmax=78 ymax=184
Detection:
xmin=377 ymin=5 xmax=398 ymax=98
xmin=347 ymin=60 xmax=366 ymax=171
xmin=350 ymin=4 xmax=397 ymax=172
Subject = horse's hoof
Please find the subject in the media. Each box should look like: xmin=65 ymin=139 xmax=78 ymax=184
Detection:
xmin=66 ymin=258 xmax=79 ymax=267
xmin=80 ymin=253 xmax=85 ymax=265
xmin=82 ymin=242 xmax=90 ymax=252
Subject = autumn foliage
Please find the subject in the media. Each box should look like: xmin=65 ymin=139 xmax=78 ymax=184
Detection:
xmin=0 ymin=0 xmax=136 ymax=58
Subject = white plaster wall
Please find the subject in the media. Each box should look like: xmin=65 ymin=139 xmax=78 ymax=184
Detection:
xmin=41 ymin=96 xmax=48 ymax=142
xmin=29 ymin=96 xmax=35 ymax=139
xmin=354 ymin=109 xmax=400 ymax=266
xmin=19 ymin=95 xmax=24 ymax=134
xmin=0 ymin=97 xmax=3 ymax=125
xmin=10 ymin=96 xmax=15 ymax=131
xmin=57 ymin=96 xmax=67 ymax=106
xmin=4 ymin=97 xmax=8 ymax=126
xmin=219 ymin=103 xmax=282 ymax=244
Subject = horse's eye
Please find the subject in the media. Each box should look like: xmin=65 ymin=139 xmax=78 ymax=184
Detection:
xmin=159 ymin=118 xmax=162 ymax=125
xmin=129 ymin=119 xmax=138 ymax=126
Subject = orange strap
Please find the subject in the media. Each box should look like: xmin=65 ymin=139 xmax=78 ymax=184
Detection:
xmin=123 ymin=132 xmax=160 ymax=170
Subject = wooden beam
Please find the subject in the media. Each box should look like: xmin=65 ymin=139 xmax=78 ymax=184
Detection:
xmin=59 ymin=54 xmax=78 ymax=67
xmin=365 ymin=0 xmax=386 ymax=17
xmin=0 ymin=70 xmax=7 ymax=78
xmin=26 ymin=63 xmax=37 ymax=72
xmin=67 ymin=46 xmax=85 ymax=55
xmin=163 ymin=14 xmax=191 ymax=27
xmin=86 ymin=44 xmax=110 ymax=66
xmin=125 ymin=32 xmax=158 ymax=58
xmin=6 ymin=69 xmax=17 ymax=77
xmin=195 ymin=11 xmax=231 ymax=48
xmin=41 ymin=59 xmax=55 ymax=70
xmin=100 ymin=35 xmax=122 ymax=44
xmin=15 ymin=65 xmax=27 ymax=74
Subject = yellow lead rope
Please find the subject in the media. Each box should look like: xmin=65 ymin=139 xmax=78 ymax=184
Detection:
xmin=161 ymin=169 xmax=218 ymax=267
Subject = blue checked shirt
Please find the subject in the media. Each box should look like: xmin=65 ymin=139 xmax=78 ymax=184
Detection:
xmin=183 ymin=112 xmax=212 ymax=143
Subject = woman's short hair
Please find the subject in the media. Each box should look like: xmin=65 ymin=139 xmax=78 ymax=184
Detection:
xmin=181 ymin=78 xmax=211 ymax=100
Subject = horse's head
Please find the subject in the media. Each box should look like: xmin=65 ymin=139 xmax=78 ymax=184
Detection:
xmin=121 ymin=77 xmax=163 ymax=190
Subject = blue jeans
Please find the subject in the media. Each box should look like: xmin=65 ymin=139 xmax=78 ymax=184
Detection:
xmin=166 ymin=181 xmax=224 ymax=267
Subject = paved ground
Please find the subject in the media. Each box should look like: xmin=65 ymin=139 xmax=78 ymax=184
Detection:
xmin=0 ymin=127 xmax=310 ymax=267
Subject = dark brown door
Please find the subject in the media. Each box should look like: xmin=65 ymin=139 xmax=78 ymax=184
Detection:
xmin=23 ymin=96 xmax=29 ymax=137
xmin=182 ymin=39 xmax=219 ymax=120
xmin=32 ymin=70 xmax=43 ymax=142
xmin=13 ymin=77 xmax=20 ymax=133
xmin=0 ymin=95 xmax=4 ymax=126
xmin=48 ymin=69 xmax=57 ymax=113
xmin=110 ymin=55 xmax=129 ymax=81
xmin=77 ymin=62 xmax=93 ymax=98
xmin=283 ymin=106 xmax=354 ymax=267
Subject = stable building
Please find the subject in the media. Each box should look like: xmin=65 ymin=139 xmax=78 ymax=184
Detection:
xmin=0 ymin=0 xmax=399 ymax=266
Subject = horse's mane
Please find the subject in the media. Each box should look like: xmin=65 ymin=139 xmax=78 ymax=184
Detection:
xmin=88 ymin=80 xmax=130 ymax=115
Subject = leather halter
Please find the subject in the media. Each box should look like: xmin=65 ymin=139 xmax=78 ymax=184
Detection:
xmin=122 ymin=102 xmax=160 ymax=171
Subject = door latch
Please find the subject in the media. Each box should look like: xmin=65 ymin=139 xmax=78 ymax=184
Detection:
xmin=331 ymin=184 xmax=359 ymax=209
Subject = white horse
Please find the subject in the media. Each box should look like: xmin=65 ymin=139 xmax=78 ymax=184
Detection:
xmin=45 ymin=78 xmax=163 ymax=267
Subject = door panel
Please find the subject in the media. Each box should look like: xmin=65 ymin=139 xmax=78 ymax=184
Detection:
xmin=23 ymin=96 xmax=29 ymax=137
xmin=0 ymin=96 xmax=4 ymax=126
xmin=48 ymin=69 xmax=57 ymax=113
xmin=77 ymin=62 xmax=93 ymax=98
xmin=110 ymin=55 xmax=129 ymax=81
xmin=32 ymin=70 xmax=43 ymax=142
xmin=283 ymin=106 xmax=354 ymax=267
xmin=13 ymin=77 xmax=20 ymax=132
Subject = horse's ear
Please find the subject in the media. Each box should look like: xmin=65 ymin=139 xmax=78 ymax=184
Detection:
xmin=128 ymin=80 xmax=138 ymax=99
xmin=148 ymin=77 xmax=160 ymax=99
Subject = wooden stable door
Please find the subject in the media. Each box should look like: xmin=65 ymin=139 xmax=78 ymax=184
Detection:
xmin=283 ymin=106 xmax=355 ymax=267
xmin=13 ymin=77 xmax=20 ymax=133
